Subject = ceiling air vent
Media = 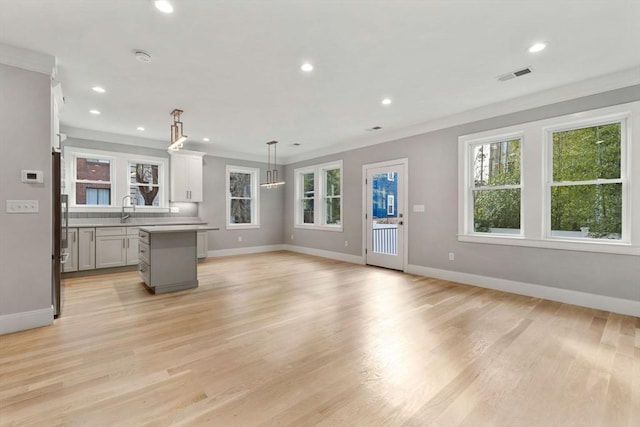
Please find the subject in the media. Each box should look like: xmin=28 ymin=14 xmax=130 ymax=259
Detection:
xmin=497 ymin=67 xmax=532 ymax=82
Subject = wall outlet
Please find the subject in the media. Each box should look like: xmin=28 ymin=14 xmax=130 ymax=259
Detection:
xmin=238 ymin=236 xmax=242 ymax=242
xmin=448 ymin=252 xmax=455 ymax=261
xmin=344 ymin=240 xmax=348 ymax=247
xmin=6 ymin=200 xmax=39 ymax=213
xmin=291 ymin=234 xmax=294 ymax=240
xmin=170 ymin=206 xmax=179 ymax=213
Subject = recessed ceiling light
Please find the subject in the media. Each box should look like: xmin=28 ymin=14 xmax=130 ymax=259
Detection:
xmin=301 ymin=63 xmax=314 ymax=72
xmin=153 ymin=0 xmax=174 ymax=14
xmin=203 ymin=137 xmax=210 ymax=142
xmin=89 ymin=109 xmax=101 ymax=115
xmin=137 ymin=126 xmax=145 ymax=131
xmin=381 ymin=98 xmax=392 ymax=105
xmin=528 ymin=42 xmax=547 ymax=53
xmin=92 ymin=86 xmax=106 ymax=93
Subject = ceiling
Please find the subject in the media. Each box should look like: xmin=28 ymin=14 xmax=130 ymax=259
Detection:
xmin=1 ymin=0 xmax=639 ymax=162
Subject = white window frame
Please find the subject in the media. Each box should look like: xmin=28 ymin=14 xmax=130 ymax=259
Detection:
xmin=466 ymin=134 xmax=523 ymax=236
xmin=458 ymin=101 xmax=639 ymax=256
xmin=226 ymin=165 xmax=260 ymax=229
xmin=294 ymin=160 xmax=343 ymax=231
xmin=64 ymin=146 xmax=169 ymax=212
xmin=544 ymin=116 xmax=628 ymax=243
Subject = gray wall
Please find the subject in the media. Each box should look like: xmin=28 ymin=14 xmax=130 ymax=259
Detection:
xmin=0 ymin=64 xmax=52 ymax=317
xmin=284 ymin=85 xmax=640 ymax=301
xmin=200 ymin=156 xmax=285 ymax=251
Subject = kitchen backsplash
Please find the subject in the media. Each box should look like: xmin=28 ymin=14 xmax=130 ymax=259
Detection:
xmin=68 ymin=203 xmax=198 ymax=219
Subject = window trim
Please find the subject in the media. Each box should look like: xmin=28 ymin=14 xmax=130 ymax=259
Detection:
xmin=458 ymin=101 xmax=640 ymax=256
xmin=64 ymin=147 xmax=169 ymax=212
xmin=225 ymin=165 xmax=260 ymax=229
xmin=294 ymin=160 xmax=343 ymax=231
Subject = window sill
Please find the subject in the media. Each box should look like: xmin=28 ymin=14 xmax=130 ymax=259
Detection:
xmin=226 ymin=224 xmax=260 ymax=230
xmin=458 ymin=234 xmax=639 ymax=256
xmin=294 ymin=224 xmax=344 ymax=232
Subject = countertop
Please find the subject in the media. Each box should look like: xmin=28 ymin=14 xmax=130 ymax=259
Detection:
xmin=138 ymin=225 xmax=219 ymax=233
xmin=68 ymin=217 xmax=207 ymax=228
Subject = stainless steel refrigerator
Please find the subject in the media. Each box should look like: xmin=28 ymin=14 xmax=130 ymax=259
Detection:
xmin=52 ymin=150 xmax=67 ymax=317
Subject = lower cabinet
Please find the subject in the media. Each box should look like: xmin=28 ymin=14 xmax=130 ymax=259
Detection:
xmin=68 ymin=224 xmax=200 ymax=273
xmin=62 ymin=228 xmax=79 ymax=272
xmin=95 ymin=227 xmax=139 ymax=269
xmin=78 ymin=228 xmax=96 ymax=270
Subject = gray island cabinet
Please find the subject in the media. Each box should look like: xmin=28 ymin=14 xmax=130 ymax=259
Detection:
xmin=138 ymin=225 xmax=217 ymax=294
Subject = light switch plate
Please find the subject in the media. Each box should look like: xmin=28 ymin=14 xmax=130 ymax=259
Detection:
xmin=413 ymin=204 xmax=425 ymax=212
xmin=6 ymin=200 xmax=39 ymax=213
xmin=170 ymin=206 xmax=180 ymax=213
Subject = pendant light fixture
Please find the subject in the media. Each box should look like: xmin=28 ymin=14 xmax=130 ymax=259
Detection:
xmin=260 ymin=140 xmax=285 ymax=188
xmin=168 ymin=109 xmax=187 ymax=151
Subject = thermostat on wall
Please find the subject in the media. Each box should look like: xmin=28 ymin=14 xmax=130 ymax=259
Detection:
xmin=21 ymin=170 xmax=44 ymax=184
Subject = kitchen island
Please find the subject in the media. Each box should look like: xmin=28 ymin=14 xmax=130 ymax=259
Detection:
xmin=138 ymin=225 xmax=218 ymax=294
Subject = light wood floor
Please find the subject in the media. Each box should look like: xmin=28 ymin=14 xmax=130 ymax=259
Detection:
xmin=1 ymin=251 xmax=638 ymax=426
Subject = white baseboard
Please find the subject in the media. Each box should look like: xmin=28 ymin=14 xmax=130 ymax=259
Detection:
xmin=207 ymin=244 xmax=286 ymax=258
xmin=407 ymin=264 xmax=640 ymax=317
xmin=0 ymin=306 xmax=53 ymax=335
xmin=283 ymin=244 xmax=365 ymax=265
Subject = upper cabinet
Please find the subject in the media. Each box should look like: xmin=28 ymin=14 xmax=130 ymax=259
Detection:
xmin=169 ymin=150 xmax=204 ymax=202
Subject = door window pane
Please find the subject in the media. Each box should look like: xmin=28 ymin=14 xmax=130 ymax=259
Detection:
xmin=371 ymin=171 xmax=398 ymax=255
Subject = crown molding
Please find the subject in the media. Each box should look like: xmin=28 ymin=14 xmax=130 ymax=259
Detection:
xmin=0 ymin=43 xmax=56 ymax=76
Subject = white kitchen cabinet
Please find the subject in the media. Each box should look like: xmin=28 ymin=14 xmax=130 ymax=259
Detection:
xmin=170 ymin=151 xmax=204 ymax=202
xmin=62 ymin=228 xmax=78 ymax=272
xmin=197 ymin=230 xmax=207 ymax=259
xmin=96 ymin=228 xmax=127 ymax=269
xmin=126 ymin=227 xmax=139 ymax=266
xmin=96 ymin=227 xmax=139 ymax=268
xmin=78 ymin=228 xmax=96 ymax=270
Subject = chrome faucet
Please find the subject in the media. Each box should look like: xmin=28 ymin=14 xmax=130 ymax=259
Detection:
xmin=121 ymin=195 xmax=136 ymax=223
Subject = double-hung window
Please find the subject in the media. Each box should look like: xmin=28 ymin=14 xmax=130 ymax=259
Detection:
xmin=458 ymin=101 xmax=638 ymax=255
xmin=548 ymin=120 xmax=624 ymax=240
xmin=129 ymin=162 xmax=161 ymax=206
xmin=74 ymin=157 xmax=113 ymax=206
xmin=65 ymin=146 xmax=168 ymax=211
xmin=226 ymin=165 xmax=259 ymax=228
xmin=295 ymin=160 xmax=343 ymax=230
xmin=470 ymin=136 xmax=522 ymax=234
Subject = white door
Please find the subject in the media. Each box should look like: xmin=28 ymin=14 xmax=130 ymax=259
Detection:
xmin=364 ymin=160 xmax=407 ymax=270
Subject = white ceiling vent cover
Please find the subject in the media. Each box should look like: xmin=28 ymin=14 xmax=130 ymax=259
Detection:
xmin=497 ymin=67 xmax=532 ymax=82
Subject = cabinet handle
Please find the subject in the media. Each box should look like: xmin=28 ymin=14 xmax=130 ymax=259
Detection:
xmin=91 ymin=231 xmax=94 ymax=241
xmin=123 ymin=239 xmax=126 ymax=249
xmin=73 ymin=232 xmax=76 ymax=243
xmin=186 ymin=190 xmax=189 ymax=199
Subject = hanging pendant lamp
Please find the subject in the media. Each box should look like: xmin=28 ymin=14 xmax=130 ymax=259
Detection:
xmin=168 ymin=109 xmax=187 ymax=151
xmin=260 ymin=140 xmax=285 ymax=188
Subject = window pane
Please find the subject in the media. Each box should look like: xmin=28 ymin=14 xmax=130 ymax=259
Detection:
xmin=325 ymin=198 xmax=340 ymax=225
xmin=230 ymin=199 xmax=252 ymax=224
xmin=473 ymin=139 xmax=520 ymax=187
xmin=551 ymin=183 xmax=621 ymax=239
xmin=76 ymin=157 xmax=111 ymax=182
xmin=130 ymin=186 xmax=159 ymax=206
xmin=130 ymin=163 xmax=159 ymax=185
xmin=230 ymin=172 xmax=252 ymax=198
xmin=76 ymin=184 xmax=111 ymax=205
xmin=553 ymin=123 xmax=621 ymax=182
xmin=473 ymin=188 xmax=521 ymax=233
xmin=325 ymin=169 xmax=340 ymax=196
xmin=303 ymin=172 xmax=315 ymax=197
xmin=303 ymin=199 xmax=314 ymax=224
